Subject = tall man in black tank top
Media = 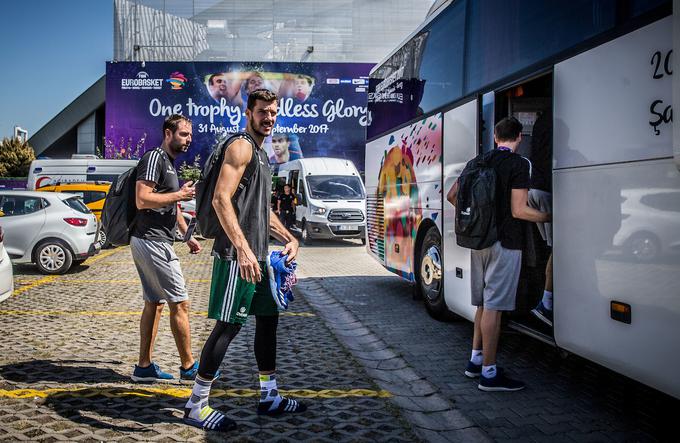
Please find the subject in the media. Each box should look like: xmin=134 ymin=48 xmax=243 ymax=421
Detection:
xmin=184 ymin=89 xmax=305 ymax=432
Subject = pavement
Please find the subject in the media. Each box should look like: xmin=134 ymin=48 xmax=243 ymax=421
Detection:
xmin=0 ymin=242 xmax=417 ymax=442
xmin=0 ymin=238 xmax=677 ymax=442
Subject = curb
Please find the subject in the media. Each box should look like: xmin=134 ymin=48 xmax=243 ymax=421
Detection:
xmin=295 ymin=278 xmax=491 ymax=443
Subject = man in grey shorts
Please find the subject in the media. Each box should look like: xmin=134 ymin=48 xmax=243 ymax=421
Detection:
xmin=130 ymin=114 xmax=203 ymax=383
xmin=447 ymin=117 xmax=551 ymax=392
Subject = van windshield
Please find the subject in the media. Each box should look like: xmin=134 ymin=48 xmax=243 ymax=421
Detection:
xmin=306 ymin=175 xmax=364 ymax=199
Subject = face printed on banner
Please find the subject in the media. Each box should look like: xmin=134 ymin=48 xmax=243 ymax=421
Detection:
xmin=247 ymin=100 xmax=277 ymax=139
xmin=167 ymin=120 xmax=192 ymax=154
xmin=246 ymin=74 xmax=265 ymax=94
xmin=294 ymin=75 xmax=313 ymax=101
xmin=208 ymin=72 xmax=241 ymax=103
xmin=271 ymin=135 xmax=290 ymax=158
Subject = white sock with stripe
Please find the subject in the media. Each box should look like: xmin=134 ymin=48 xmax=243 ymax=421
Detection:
xmin=259 ymin=373 xmax=282 ymax=410
xmin=185 ymin=375 xmax=229 ymax=429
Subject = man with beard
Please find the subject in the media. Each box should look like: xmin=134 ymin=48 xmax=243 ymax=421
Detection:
xmin=184 ymin=89 xmax=306 ymax=432
xmin=130 ymin=114 xmax=203 ymax=383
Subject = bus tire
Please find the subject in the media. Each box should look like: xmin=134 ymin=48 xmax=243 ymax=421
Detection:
xmin=417 ymin=226 xmax=454 ymax=321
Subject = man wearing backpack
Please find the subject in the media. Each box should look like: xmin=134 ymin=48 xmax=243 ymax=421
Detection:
xmin=183 ymin=89 xmax=305 ymax=433
xmin=447 ymin=117 xmax=551 ymax=392
xmin=130 ymin=114 xmax=203 ymax=383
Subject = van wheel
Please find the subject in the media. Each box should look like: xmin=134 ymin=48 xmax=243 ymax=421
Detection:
xmin=418 ymin=227 xmax=453 ymax=321
xmin=301 ymin=222 xmax=312 ymax=245
xmin=361 ymin=237 xmax=367 ymax=246
xmin=34 ymin=240 xmax=73 ymax=275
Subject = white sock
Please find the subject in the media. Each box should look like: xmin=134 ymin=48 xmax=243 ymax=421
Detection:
xmin=542 ymin=290 xmax=553 ymax=310
xmin=185 ymin=375 xmax=213 ymax=420
xmin=482 ymin=365 xmax=497 ymax=379
xmin=259 ymin=374 xmax=282 ymax=409
xmin=470 ymin=350 xmax=483 ymax=365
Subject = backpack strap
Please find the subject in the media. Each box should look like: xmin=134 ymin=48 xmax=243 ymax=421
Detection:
xmin=228 ymin=132 xmax=259 ymax=201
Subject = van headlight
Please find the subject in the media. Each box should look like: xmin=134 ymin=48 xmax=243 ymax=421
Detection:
xmin=311 ymin=205 xmax=326 ymax=215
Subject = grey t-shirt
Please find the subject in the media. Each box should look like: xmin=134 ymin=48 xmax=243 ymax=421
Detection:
xmin=132 ymin=147 xmax=179 ymax=244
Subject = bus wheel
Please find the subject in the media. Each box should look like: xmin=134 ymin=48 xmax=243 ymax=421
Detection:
xmin=418 ymin=227 xmax=453 ymax=321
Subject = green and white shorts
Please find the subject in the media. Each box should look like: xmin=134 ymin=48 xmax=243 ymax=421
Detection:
xmin=207 ymin=257 xmax=278 ymax=324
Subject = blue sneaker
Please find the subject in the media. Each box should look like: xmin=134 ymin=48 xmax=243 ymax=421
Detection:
xmin=478 ymin=368 xmax=525 ymax=392
xmin=180 ymin=362 xmax=221 ymax=382
xmin=267 ymin=251 xmax=297 ymax=310
xmin=464 ymin=361 xmax=482 ymax=378
xmin=131 ymin=362 xmax=174 ymax=383
xmin=531 ymin=301 xmax=553 ymax=327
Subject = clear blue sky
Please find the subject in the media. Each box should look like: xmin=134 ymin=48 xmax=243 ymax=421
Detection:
xmin=0 ymin=0 xmax=113 ymax=140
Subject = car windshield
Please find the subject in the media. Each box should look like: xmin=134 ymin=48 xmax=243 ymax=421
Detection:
xmin=62 ymin=197 xmax=91 ymax=214
xmin=306 ymin=175 xmax=364 ymax=199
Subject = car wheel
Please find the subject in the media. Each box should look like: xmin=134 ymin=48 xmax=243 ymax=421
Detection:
xmin=418 ymin=227 xmax=454 ymax=321
xmin=361 ymin=236 xmax=367 ymax=246
xmin=301 ymin=221 xmax=312 ymax=245
xmin=98 ymin=229 xmax=110 ymax=249
xmin=34 ymin=241 xmax=73 ymax=275
xmin=627 ymin=233 xmax=660 ymax=262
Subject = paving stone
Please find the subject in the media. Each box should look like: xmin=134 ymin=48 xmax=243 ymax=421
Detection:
xmin=402 ymin=409 xmax=474 ymax=431
xmin=0 ymin=243 xmax=418 ymax=442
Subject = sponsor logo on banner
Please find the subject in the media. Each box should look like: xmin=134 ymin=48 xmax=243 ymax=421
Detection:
xmin=352 ymin=78 xmax=366 ymax=85
xmin=166 ymin=72 xmax=188 ymax=90
xmin=121 ymin=71 xmax=164 ymax=90
xmin=326 ymin=78 xmax=340 ymax=84
xmin=355 ymin=87 xmax=366 ymax=92
xmin=340 ymin=79 xmax=352 ymax=84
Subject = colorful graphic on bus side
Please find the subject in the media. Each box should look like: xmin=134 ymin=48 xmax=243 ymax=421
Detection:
xmin=368 ymin=114 xmax=442 ymax=280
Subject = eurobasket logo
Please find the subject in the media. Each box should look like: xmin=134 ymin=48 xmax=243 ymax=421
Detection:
xmin=166 ymin=72 xmax=188 ymax=90
xmin=121 ymin=71 xmax=163 ymax=90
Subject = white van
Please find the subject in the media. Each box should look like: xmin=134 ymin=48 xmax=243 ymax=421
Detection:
xmin=276 ymin=158 xmax=366 ymax=245
xmin=27 ymin=158 xmax=139 ymax=190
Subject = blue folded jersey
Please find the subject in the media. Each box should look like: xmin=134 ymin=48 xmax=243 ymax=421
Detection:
xmin=266 ymin=251 xmax=297 ymax=310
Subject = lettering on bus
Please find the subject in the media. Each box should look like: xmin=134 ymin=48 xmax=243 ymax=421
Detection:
xmin=649 ymin=49 xmax=673 ymax=136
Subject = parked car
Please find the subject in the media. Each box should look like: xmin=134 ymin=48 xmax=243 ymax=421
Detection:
xmin=176 ymin=199 xmax=202 ymax=240
xmin=0 ymin=226 xmax=13 ymax=302
xmin=0 ymin=191 xmax=100 ymax=274
xmin=36 ymin=181 xmax=111 ymax=247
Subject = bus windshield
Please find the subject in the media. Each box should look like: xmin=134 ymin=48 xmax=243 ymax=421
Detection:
xmin=306 ymin=176 xmax=364 ymax=199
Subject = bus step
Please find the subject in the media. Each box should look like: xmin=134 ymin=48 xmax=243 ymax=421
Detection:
xmin=507 ymin=320 xmax=556 ymax=347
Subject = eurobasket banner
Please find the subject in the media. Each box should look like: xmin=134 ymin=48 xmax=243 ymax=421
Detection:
xmin=105 ymin=61 xmax=373 ymax=171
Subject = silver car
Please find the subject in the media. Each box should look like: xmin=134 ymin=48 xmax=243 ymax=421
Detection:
xmin=0 ymin=191 xmax=100 ymax=274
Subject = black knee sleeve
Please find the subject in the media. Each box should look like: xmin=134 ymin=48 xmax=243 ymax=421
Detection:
xmin=198 ymin=321 xmax=241 ymax=379
xmin=254 ymin=315 xmax=279 ymax=372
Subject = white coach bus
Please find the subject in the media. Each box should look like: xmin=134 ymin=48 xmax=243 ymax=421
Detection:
xmin=364 ymin=0 xmax=679 ymax=398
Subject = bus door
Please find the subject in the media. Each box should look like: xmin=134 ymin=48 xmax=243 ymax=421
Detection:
xmin=489 ymin=73 xmax=554 ymax=342
xmin=442 ymin=99 xmax=479 ymax=322
xmin=553 ymin=15 xmax=680 ymax=398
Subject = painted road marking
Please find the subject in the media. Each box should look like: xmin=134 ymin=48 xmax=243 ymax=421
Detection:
xmin=0 ymin=387 xmax=390 ymax=399
xmin=12 ymin=247 xmax=125 ymax=297
xmin=0 ymin=309 xmax=315 ymax=317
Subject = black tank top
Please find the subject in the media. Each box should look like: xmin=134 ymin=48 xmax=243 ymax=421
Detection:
xmin=212 ymin=135 xmax=272 ymax=261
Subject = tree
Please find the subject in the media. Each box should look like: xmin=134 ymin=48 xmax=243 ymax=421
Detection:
xmin=0 ymin=137 xmax=36 ymax=177
xmin=178 ymin=154 xmax=201 ymax=182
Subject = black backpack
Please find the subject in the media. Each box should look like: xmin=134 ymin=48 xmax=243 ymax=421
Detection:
xmin=455 ymin=151 xmax=498 ymax=250
xmin=195 ymin=132 xmax=258 ymax=239
xmin=101 ymin=165 xmax=138 ymax=246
